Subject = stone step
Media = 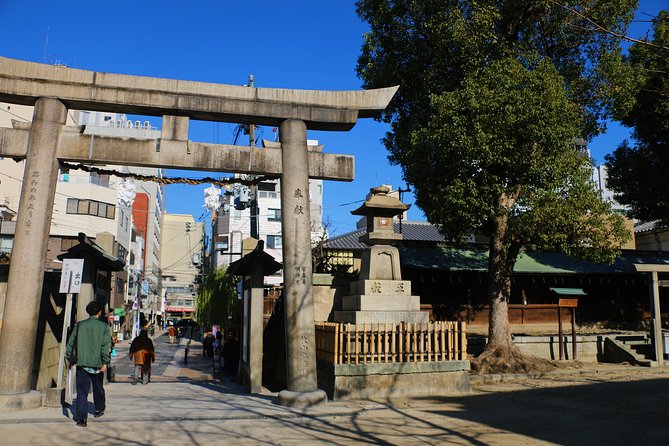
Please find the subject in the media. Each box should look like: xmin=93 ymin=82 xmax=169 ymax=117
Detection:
xmin=628 ymin=343 xmax=653 ymax=356
xmin=605 ymin=338 xmax=655 ymax=367
xmin=615 ymin=335 xmax=650 ymax=344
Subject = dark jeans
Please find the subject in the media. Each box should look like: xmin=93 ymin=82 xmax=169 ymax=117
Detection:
xmin=75 ymin=367 xmax=105 ymax=421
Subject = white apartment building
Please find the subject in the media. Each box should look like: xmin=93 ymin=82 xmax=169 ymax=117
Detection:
xmin=592 ymin=164 xmax=627 ymax=213
xmin=0 ymin=103 xmax=164 ymax=316
xmin=211 ymin=140 xmax=324 ymax=286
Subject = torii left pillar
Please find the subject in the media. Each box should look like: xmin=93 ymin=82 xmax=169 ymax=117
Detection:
xmin=0 ymin=98 xmax=67 ymax=410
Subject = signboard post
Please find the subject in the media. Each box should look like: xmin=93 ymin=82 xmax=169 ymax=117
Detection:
xmin=558 ymin=298 xmax=578 ymax=361
xmin=57 ymin=259 xmax=85 ymax=388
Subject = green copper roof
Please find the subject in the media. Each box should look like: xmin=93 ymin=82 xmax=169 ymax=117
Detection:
xmin=549 ymin=287 xmax=587 ymax=296
xmin=399 ymin=246 xmax=669 ymax=274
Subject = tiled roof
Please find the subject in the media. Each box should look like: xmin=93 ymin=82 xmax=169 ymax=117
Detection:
xmin=325 ymin=221 xmax=447 ymax=250
xmin=634 ymin=220 xmax=662 ymax=234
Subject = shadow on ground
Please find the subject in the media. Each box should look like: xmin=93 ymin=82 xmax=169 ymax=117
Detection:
xmin=416 ymin=377 xmax=669 ymax=445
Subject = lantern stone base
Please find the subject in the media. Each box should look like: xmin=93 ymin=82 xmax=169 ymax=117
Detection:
xmin=334 ymin=310 xmax=429 ymax=325
xmin=335 ymin=278 xmax=429 ymax=325
xmin=342 ymin=294 xmax=422 ymax=311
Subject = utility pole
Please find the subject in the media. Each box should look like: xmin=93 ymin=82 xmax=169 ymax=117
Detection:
xmin=131 ymin=270 xmax=141 ymax=339
xmin=229 ymin=75 xmax=260 ymax=242
xmin=247 ymin=75 xmax=260 ymax=241
xmin=397 ymin=185 xmax=411 ymax=234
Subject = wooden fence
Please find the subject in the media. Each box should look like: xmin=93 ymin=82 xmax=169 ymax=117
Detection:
xmin=315 ymin=321 xmax=467 ymax=365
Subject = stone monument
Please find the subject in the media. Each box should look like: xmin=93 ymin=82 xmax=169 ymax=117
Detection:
xmin=335 ymin=186 xmax=429 ymax=324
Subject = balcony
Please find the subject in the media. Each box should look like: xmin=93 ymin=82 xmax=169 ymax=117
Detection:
xmin=58 ymin=174 xmax=116 ymax=189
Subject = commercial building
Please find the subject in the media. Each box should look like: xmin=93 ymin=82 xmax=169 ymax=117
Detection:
xmin=160 ymin=213 xmax=204 ymax=321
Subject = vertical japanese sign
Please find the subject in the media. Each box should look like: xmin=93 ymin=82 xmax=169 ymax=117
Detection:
xmin=59 ymin=259 xmax=84 ymax=294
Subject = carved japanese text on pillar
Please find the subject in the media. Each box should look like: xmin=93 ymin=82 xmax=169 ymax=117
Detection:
xmin=294 ymin=266 xmax=307 ymax=285
xmin=371 ymin=281 xmax=382 ymax=293
xmin=299 ymin=335 xmax=309 ymax=376
xmin=396 ymin=283 xmax=405 ymax=294
xmin=25 ymin=171 xmax=40 ymax=235
xmin=293 ymin=188 xmax=305 ymax=215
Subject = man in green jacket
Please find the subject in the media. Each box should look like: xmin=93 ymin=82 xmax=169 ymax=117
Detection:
xmin=66 ymin=300 xmax=111 ymax=427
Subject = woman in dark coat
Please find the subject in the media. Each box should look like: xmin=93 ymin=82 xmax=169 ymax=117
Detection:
xmin=129 ymin=329 xmax=155 ymax=384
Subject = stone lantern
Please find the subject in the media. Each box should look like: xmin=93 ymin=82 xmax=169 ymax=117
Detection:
xmin=351 ymin=185 xmax=408 ymax=281
xmin=335 ymin=186 xmax=428 ymax=324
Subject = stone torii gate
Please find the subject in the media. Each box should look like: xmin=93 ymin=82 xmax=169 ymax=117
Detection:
xmin=0 ymin=57 xmax=397 ymax=410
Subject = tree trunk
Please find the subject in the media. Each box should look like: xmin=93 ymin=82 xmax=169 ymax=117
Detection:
xmin=486 ymin=189 xmax=523 ymax=351
xmin=474 ymin=193 xmax=562 ymax=374
xmin=487 ymin=211 xmax=514 ymax=350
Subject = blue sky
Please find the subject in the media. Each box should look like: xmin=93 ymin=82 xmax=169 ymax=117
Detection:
xmin=0 ymin=1 xmax=664 ymax=236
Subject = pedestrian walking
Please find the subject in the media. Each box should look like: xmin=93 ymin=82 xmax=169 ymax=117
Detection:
xmin=66 ymin=300 xmax=111 ymax=427
xmin=168 ymin=325 xmax=176 ymax=344
xmin=129 ymin=328 xmax=155 ymax=384
xmin=202 ymin=332 xmax=215 ymax=357
xmin=222 ymin=332 xmax=240 ymax=376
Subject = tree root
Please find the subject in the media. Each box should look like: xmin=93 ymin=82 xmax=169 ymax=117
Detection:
xmin=470 ymin=344 xmax=574 ymax=375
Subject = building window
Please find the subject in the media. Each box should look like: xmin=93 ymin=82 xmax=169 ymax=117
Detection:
xmin=77 ymin=200 xmax=89 ymax=214
xmin=0 ymin=236 xmax=13 ymax=253
xmin=258 ymin=182 xmax=276 ymax=192
xmin=267 ymin=235 xmax=282 ymax=249
xmin=267 ymin=208 xmax=282 ymax=222
xmin=90 ymin=172 xmax=110 ymax=187
xmin=215 ymin=235 xmax=229 ymax=251
xmin=66 ymin=198 xmax=116 ymax=219
xmin=258 ymin=191 xmax=278 ymax=199
xmin=60 ymin=237 xmax=78 ymax=251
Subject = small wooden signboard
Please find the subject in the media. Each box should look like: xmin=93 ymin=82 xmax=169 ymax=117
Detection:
xmin=559 ymin=298 xmax=578 ymax=308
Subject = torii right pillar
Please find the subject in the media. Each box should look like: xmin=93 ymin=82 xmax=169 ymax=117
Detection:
xmin=634 ymin=264 xmax=667 ymax=366
xmin=277 ymin=119 xmax=327 ymax=407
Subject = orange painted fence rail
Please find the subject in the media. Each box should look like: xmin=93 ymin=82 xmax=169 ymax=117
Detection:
xmin=315 ymin=321 xmax=467 ymax=365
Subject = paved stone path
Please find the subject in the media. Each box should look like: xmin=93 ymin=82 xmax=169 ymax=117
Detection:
xmin=112 ymin=329 xmax=219 ymax=382
xmin=0 ymin=332 xmax=668 ymax=445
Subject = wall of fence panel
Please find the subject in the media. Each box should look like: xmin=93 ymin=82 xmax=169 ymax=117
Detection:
xmin=315 ymin=321 xmax=467 ymax=365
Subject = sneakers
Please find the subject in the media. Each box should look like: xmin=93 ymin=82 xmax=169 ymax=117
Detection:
xmin=75 ymin=419 xmax=87 ymax=427
xmin=94 ymin=410 xmax=105 ymax=418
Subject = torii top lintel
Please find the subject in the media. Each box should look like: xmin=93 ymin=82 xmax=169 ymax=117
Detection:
xmin=0 ymin=57 xmax=398 ymax=131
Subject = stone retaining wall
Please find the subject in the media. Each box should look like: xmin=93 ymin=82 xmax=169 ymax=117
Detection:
xmin=469 ymin=334 xmax=629 ymax=361
xmin=317 ymin=360 xmax=471 ymax=400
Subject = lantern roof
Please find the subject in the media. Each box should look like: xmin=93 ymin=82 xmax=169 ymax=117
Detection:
xmin=351 ymin=185 xmax=410 ymax=217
